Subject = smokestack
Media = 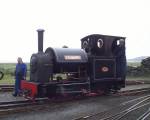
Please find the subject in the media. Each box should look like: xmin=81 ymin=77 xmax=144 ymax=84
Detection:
xmin=37 ymin=29 xmax=45 ymax=52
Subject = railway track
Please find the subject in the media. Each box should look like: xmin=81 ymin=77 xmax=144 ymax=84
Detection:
xmin=73 ymin=94 xmax=150 ymax=120
xmin=0 ymin=85 xmax=14 ymax=92
xmin=0 ymin=98 xmax=49 ymax=115
xmin=0 ymin=87 xmax=150 ymax=117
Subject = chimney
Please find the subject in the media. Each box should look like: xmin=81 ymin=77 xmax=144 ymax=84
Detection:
xmin=37 ymin=29 xmax=44 ymax=52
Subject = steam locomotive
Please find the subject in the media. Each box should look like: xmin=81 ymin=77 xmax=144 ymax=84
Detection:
xmin=21 ymin=29 xmax=126 ymax=99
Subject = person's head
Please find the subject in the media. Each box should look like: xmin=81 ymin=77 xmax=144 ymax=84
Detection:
xmin=17 ymin=57 xmax=23 ymax=64
xmin=119 ymin=39 xmax=125 ymax=46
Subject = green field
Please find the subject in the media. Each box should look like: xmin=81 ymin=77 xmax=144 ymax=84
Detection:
xmin=0 ymin=63 xmax=29 ymax=85
xmin=0 ymin=75 xmax=15 ymax=84
xmin=127 ymin=62 xmax=141 ymax=67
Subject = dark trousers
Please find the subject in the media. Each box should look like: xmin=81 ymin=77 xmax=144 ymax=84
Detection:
xmin=116 ymin=57 xmax=126 ymax=80
xmin=14 ymin=77 xmax=22 ymax=95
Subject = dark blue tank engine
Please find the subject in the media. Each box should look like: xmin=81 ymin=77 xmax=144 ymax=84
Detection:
xmin=21 ymin=29 xmax=126 ymax=99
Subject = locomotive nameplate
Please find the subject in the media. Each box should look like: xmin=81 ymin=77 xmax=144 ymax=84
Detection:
xmin=64 ymin=55 xmax=81 ymax=60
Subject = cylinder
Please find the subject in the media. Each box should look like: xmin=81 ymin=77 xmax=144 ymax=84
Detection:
xmin=37 ymin=29 xmax=45 ymax=52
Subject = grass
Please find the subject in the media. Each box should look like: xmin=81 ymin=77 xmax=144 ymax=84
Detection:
xmin=0 ymin=63 xmax=29 ymax=85
xmin=0 ymin=74 xmax=30 ymax=85
xmin=127 ymin=62 xmax=141 ymax=67
xmin=0 ymin=75 xmax=15 ymax=85
xmin=0 ymin=63 xmax=16 ymax=69
xmin=0 ymin=63 xmax=29 ymax=70
xmin=0 ymin=63 xmax=15 ymax=85
xmin=127 ymin=61 xmax=150 ymax=80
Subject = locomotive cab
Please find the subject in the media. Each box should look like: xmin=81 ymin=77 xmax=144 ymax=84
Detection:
xmin=81 ymin=34 xmax=126 ymax=92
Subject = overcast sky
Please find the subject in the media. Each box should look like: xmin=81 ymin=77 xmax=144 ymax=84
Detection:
xmin=0 ymin=0 xmax=150 ymax=62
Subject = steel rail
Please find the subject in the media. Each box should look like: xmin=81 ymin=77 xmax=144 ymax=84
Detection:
xmin=100 ymin=96 xmax=150 ymax=120
xmin=136 ymin=108 xmax=150 ymax=120
xmin=110 ymin=102 xmax=150 ymax=120
xmin=73 ymin=93 xmax=150 ymax=120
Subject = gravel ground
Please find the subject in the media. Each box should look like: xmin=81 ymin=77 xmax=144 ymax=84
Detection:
xmin=0 ymin=94 xmax=148 ymax=120
xmin=0 ymin=92 xmax=25 ymax=102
